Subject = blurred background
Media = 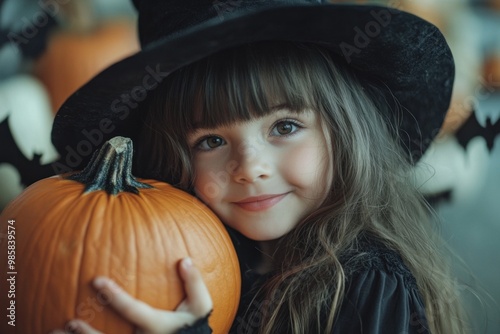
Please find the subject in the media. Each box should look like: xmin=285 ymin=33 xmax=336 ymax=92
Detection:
xmin=0 ymin=0 xmax=499 ymax=332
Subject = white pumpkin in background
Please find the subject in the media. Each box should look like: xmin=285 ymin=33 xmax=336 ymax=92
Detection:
xmin=0 ymin=74 xmax=58 ymax=209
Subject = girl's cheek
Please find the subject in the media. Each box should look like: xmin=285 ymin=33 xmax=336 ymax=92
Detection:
xmin=193 ymin=161 xmax=225 ymax=202
xmin=284 ymin=143 xmax=327 ymax=182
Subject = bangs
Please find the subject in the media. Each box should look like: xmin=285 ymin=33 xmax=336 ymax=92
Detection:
xmin=165 ymin=41 xmax=323 ymax=131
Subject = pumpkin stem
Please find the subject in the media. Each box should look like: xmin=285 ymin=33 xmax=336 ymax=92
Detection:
xmin=66 ymin=136 xmax=153 ymax=195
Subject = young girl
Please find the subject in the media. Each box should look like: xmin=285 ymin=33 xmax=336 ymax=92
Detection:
xmin=50 ymin=1 xmax=468 ymax=333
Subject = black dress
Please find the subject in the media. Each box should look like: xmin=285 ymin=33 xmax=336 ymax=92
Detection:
xmin=179 ymin=235 xmax=430 ymax=334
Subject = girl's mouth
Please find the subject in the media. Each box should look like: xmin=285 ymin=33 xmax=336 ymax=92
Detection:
xmin=232 ymin=193 xmax=289 ymax=212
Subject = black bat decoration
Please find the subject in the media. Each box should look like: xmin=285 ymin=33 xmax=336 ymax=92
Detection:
xmin=426 ymin=109 xmax=500 ymax=207
xmin=455 ymin=109 xmax=500 ymax=152
xmin=0 ymin=116 xmax=56 ymax=187
xmin=0 ymin=0 xmax=57 ymax=59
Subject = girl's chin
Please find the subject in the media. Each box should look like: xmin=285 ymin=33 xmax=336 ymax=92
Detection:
xmin=238 ymin=229 xmax=289 ymax=242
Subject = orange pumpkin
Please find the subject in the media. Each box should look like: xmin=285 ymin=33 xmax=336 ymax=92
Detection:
xmin=34 ymin=19 xmax=140 ymax=113
xmin=33 ymin=0 xmax=140 ymax=113
xmin=0 ymin=136 xmax=240 ymax=334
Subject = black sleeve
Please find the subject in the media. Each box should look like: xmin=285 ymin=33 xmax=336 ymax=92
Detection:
xmin=333 ymin=268 xmax=430 ymax=334
xmin=176 ymin=313 xmax=213 ymax=334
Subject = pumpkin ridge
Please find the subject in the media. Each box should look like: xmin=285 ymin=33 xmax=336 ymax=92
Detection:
xmin=129 ymin=196 xmax=140 ymax=307
xmin=74 ymin=189 xmax=106 ymax=322
xmin=27 ymin=188 xmax=55 ymax=332
xmin=140 ymin=194 xmax=170 ymax=275
xmin=23 ymin=178 xmax=87 ymax=331
xmin=165 ymin=196 xmax=190 ymax=255
xmin=141 ymin=193 xmax=180 ymax=308
xmin=37 ymin=183 xmax=74 ymax=331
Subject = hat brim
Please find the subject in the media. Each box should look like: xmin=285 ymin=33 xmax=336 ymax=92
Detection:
xmin=51 ymin=4 xmax=454 ymax=171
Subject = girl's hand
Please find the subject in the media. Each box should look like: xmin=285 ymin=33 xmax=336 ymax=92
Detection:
xmin=50 ymin=257 xmax=213 ymax=334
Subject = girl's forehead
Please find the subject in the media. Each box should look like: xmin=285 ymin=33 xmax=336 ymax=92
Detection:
xmin=173 ymin=42 xmax=329 ymax=131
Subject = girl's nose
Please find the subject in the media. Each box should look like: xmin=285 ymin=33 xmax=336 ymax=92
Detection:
xmin=231 ymin=143 xmax=272 ymax=184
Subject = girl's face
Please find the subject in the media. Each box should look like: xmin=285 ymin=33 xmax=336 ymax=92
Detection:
xmin=187 ymin=108 xmax=332 ymax=241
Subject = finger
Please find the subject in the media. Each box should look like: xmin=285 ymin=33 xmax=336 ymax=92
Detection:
xmin=48 ymin=320 xmax=102 ymax=334
xmin=65 ymin=320 xmax=104 ymax=334
xmin=177 ymin=258 xmax=213 ymax=316
xmin=92 ymin=277 xmax=160 ymax=329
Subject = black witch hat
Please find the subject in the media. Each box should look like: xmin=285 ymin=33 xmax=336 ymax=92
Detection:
xmin=51 ymin=0 xmax=454 ymax=171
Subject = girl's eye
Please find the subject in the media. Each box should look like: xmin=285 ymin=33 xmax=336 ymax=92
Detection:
xmin=271 ymin=120 xmax=302 ymax=136
xmin=195 ymin=136 xmax=225 ymax=151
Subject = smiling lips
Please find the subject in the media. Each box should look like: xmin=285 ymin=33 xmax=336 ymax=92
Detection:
xmin=233 ymin=193 xmax=289 ymax=211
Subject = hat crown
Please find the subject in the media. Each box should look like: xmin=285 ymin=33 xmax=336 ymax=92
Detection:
xmin=132 ymin=0 xmax=325 ymax=47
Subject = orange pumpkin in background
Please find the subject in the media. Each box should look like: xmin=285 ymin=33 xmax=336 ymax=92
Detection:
xmin=34 ymin=1 xmax=140 ymax=113
xmin=488 ymin=0 xmax=500 ymax=11
xmin=0 ymin=136 xmax=241 ymax=334
xmin=483 ymin=55 xmax=500 ymax=90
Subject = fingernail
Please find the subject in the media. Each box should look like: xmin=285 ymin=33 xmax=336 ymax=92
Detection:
xmin=67 ymin=320 xmax=79 ymax=332
xmin=93 ymin=277 xmax=109 ymax=289
xmin=94 ymin=277 xmax=122 ymax=294
xmin=183 ymin=257 xmax=193 ymax=269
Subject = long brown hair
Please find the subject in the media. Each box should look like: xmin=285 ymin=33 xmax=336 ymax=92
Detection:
xmin=135 ymin=42 xmax=468 ymax=333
